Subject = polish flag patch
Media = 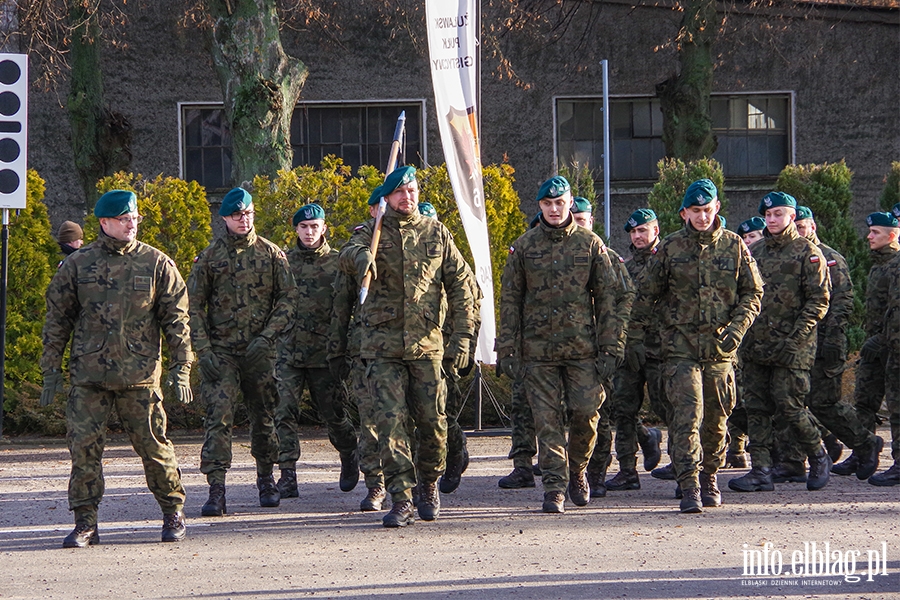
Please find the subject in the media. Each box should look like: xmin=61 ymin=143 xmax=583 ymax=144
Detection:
xmin=809 ymin=256 xmax=820 ymax=263
xmin=509 ymin=246 xmax=515 ymax=254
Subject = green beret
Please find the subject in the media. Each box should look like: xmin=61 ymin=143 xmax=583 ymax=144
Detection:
xmin=382 ymin=166 xmax=417 ymax=194
xmin=891 ymin=202 xmax=900 ymax=220
xmin=680 ymin=179 xmax=718 ymax=210
xmin=572 ymin=196 xmax=592 ymax=214
xmin=536 ymin=176 xmax=570 ymax=202
xmin=738 ymin=217 xmax=766 ymax=234
xmin=529 ymin=212 xmax=542 ymax=229
xmin=418 ymin=202 xmax=437 ymax=219
xmin=758 ymin=191 xmax=796 ymax=215
xmin=367 ymin=185 xmax=384 ymax=206
xmin=219 ymin=187 xmax=253 ymax=217
xmin=292 ymin=203 xmax=325 ymax=226
xmin=624 ymin=208 xmax=657 ymax=232
xmin=866 ymin=212 xmax=899 ymax=228
xmin=94 ymin=190 xmax=137 ymax=218
xmin=795 ymin=206 xmax=814 ymax=221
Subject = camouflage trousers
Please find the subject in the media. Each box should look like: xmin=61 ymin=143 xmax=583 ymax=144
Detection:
xmin=507 ymin=378 xmax=537 ymax=470
xmin=742 ymin=362 xmax=822 ymax=469
xmin=776 ymin=358 xmax=873 ymax=466
xmin=855 ymin=347 xmax=900 ymax=464
xmin=727 ymin=362 xmax=748 ymax=453
xmin=199 ymin=354 xmax=280 ymax=484
xmin=445 ymin=369 xmax=468 ymax=462
xmin=588 ymin=383 xmax=612 ymax=473
xmin=609 ymin=358 xmax=670 ymax=471
xmin=275 ymin=363 xmax=358 ymax=469
xmin=663 ymin=360 xmax=736 ymax=490
xmin=351 ymin=355 xmax=384 ymax=489
xmin=365 ymin=358 xmax=447 ymax=502
xmin=67 ymin=385 xmax=185 ymax=524
xmin=525 ymin=360 xmax=605 ymax=493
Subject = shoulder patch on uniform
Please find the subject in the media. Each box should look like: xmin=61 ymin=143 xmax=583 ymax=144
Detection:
xmin=57 ymin=260 xmax=63 ymax=269
xmin=508 ymin=246 xmax=515 ymax=254
xmin=651 ymin=247 xmax=658 ymax=255
xmin=354 ymin=224 xmax=366 ymax=231
xmin=193 ymin=256 xmax=199 ymax=263
xmin=167 ymin=258 xmax=176 ymax=268
xmin=810 ymin=255 xmax=820 ymax=263
xmin=617 ymin=255 xmax=625 ymax=263
xmin=826 ymin=259 xmax=837 ymax=267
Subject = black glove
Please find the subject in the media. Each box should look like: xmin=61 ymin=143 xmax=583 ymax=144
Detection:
xmin=458 ymin=355 xmax=475 ymax=377
xmin=773 ymin=337 xmax=801 ymax=365
xmin=819 ymin=341 xmax=845 ymax=375
xmin=40 ymin=370 xmax=64 ymax=407
xmin=355 ymin=250 xmax=377 ymax=283
xmin=860 ymin=336 xmax=885 ymax=362
xmin=625 ymin=343 xmax=646 ymax=372
xmin=496 ymin=355 xmax=520 ymax=380
xmin=198 ymin=351 xmax=221 ymax=381
xmin=595 ymin=352 xmax=617 ymax=382
xmin=329 ymin=355 xmax=351 ymax=381
xmin=716 ymin=328 xmax=741 ymax=355
xmin=245 ymin=336 xmax=273 ymax=370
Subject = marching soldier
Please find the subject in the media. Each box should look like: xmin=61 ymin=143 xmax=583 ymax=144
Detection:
xmin=274 ymin=203 xmax=359 ymax=498
xmin=189 ymin=187 xmax=295 ymax=515
xmin=41 ymin=189 xmax=193 ymax=546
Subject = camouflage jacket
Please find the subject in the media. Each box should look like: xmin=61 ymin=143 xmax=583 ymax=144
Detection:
xmin=635 ymin=219 xmax=763 ymax=364
xmin=625 ymin=240 xmax=662 ymax=359
xmin=276 ymin=239 xmax=339 ymax=368
xmin=41 ymin=231 xmax=193 ymax=389
xmin=188 ymin=227 xmax=295 ymax=357
xmin=742 ymin=223 xmax=830 ymax=369
xmin=809 ymin=233 xmax=853 ymax=356
xmin=496 ymin=216 xmax=622 ymax=362
xmin=338 ymin=206 xmax=476 ymax=360
xmin=327 ymin=269 xmax=361 ymax=360
xmin=864 ymin=244 xmax=900 ymax=340
xmin=443 ymin=262 xmax=483 ymax=356
xmin=608 ymin=247 xmax=636 ymax=359
xmin=884 ymin=253 xmax=900 ymax=354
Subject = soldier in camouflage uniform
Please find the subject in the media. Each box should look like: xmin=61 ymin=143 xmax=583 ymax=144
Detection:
xmin=274 ymin=203 xmax=359 ymax=499
xmin=635 ymin=179 xmax=763 ymax=513
xmin=773 ymin=207 xmax=882 ymax=483
xmin=339 ymin=166 xmax=476 ymax=528
xmin=601 ymin=208 xmax=667 ymax=494
xmin=729 ymin=192 xmax=832 ymax=494
xmin=837 ymin=210 xmax=900 ymax=485
xmin=41 ymin=190 xmax=193 ymax=547
xmin=189 ymin=187 xmax=295 ymax=515
xmin=496 ymin=176 xmax=623 ymax=514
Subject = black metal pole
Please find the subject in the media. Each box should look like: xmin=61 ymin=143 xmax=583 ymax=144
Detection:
xmin=474 ymin=363 xmax=482 ymax=431
xmin=0 ymin=208 xmax=9 ymax=438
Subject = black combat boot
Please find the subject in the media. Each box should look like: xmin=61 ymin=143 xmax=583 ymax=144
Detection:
xmin=806 ymin=446 xmax=832 ymax=491
xmin=382 ymin=499 xmax=415 ymax=528
xmin=63 ymin=523 xmax=99 ymax=548
xmin=772 ymin=461 xmax=807 ymax=483
xmin=587 ymin=458 xmax=610 ymax=498
xmin=339 ymin=451 xmax=360 ymax=492
xmin=605 ymin=468 xmax=640 ymax=491
xmin=257 ymin=474 xmax=281 ymax=507
xmin=823 ymin=433 xmax=843 ymax=463
xmin=651 ymin=463 xmax=676 ymax=480
xmin=542 ymin=491 xmax=565 ymax=514
xmin=360 ymin=486 xmax=387 ymax=512
xmin=567 ymin=470 xmax=590 ymax=506
xmin=679 ymin=487 xmax=702 ymax=513
xmin=831 ymin=452 xmax=858 ymax=476
xmin=640 ymin=427 xmax=663 ymax=471
xmin=276 ymin=468 xmax=299 ymax=498
xmin=201 ymin=483 xmax=227 ymax=516
xmin=725 ymin=452 xmax=749 ymax=468
xmin=498 ymin=466 xmax=535 ymax=489
xmin=161 ymin=512 xmax=186 ymax=543
xmin=855 ymin=436 xmax=883 ymax=481
xmin=440 ymin=449 xmax=466 ymax=494
xmin=728 ymin=467 xmax=775 ymax=492
xmin=417 ymin=482 xmax=441 ymax=521
xmin=699 ymin=472 xmax=721 ymax=507
xmin=868 ymin=463 xmax=900 ymax=486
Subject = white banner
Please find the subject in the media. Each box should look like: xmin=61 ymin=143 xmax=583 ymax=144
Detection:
xmin=425 ymin=0 xmax=496 ymax=365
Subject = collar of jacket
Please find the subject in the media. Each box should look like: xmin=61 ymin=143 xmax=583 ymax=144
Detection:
xmin=684 ymin=217 xmax=723 ymax=246
xmin=226 ymin=226 xmax=258 ymax=249
xmin=538 ymin=214 xmax=576 ymax=240
xmin=763 ymin=221 xmax=799 ymax=249
xmin=383 ymin=205 xmax=421 ymax=227
xmin=630 ymin=238 xmax=659 ymax=263
xmin=98 ymin=229 xmax=137 ymax=255
xmin=296 ymin=238 xmax=331 ymax=258
xmin=871 ymin=243 xmax=900 ymax=264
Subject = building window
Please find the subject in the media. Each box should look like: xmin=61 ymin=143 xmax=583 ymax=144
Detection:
xmin=181 ymin=101 xmax=425 ymax=191
xmin=555 ymin=94 xmax=791 ymax=182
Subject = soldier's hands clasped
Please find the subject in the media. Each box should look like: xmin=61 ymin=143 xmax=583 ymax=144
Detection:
xmin=198 ymin=351 xmax=222 ymax=381
xmin=40 ymin=370 xmax=64 ymax=406
xmin=166 ymin=362 xmax=193 ymax=404
xmin=594 ymin=352 xmax=617 ymax=381
xmin=355 ymin=250 xmax=377 ymax=282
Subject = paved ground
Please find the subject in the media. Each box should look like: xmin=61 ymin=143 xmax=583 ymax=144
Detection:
xmin=0 ymin=427 xmax=897 ymax=599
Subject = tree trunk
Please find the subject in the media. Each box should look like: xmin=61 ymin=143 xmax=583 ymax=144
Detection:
xmin=656 ymin=0 xmax=718 ymax=160
xmin=204 ymin=0 xmax=308 ymax=187
xmin=66 ymin=1 xmax=132 ymax=211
